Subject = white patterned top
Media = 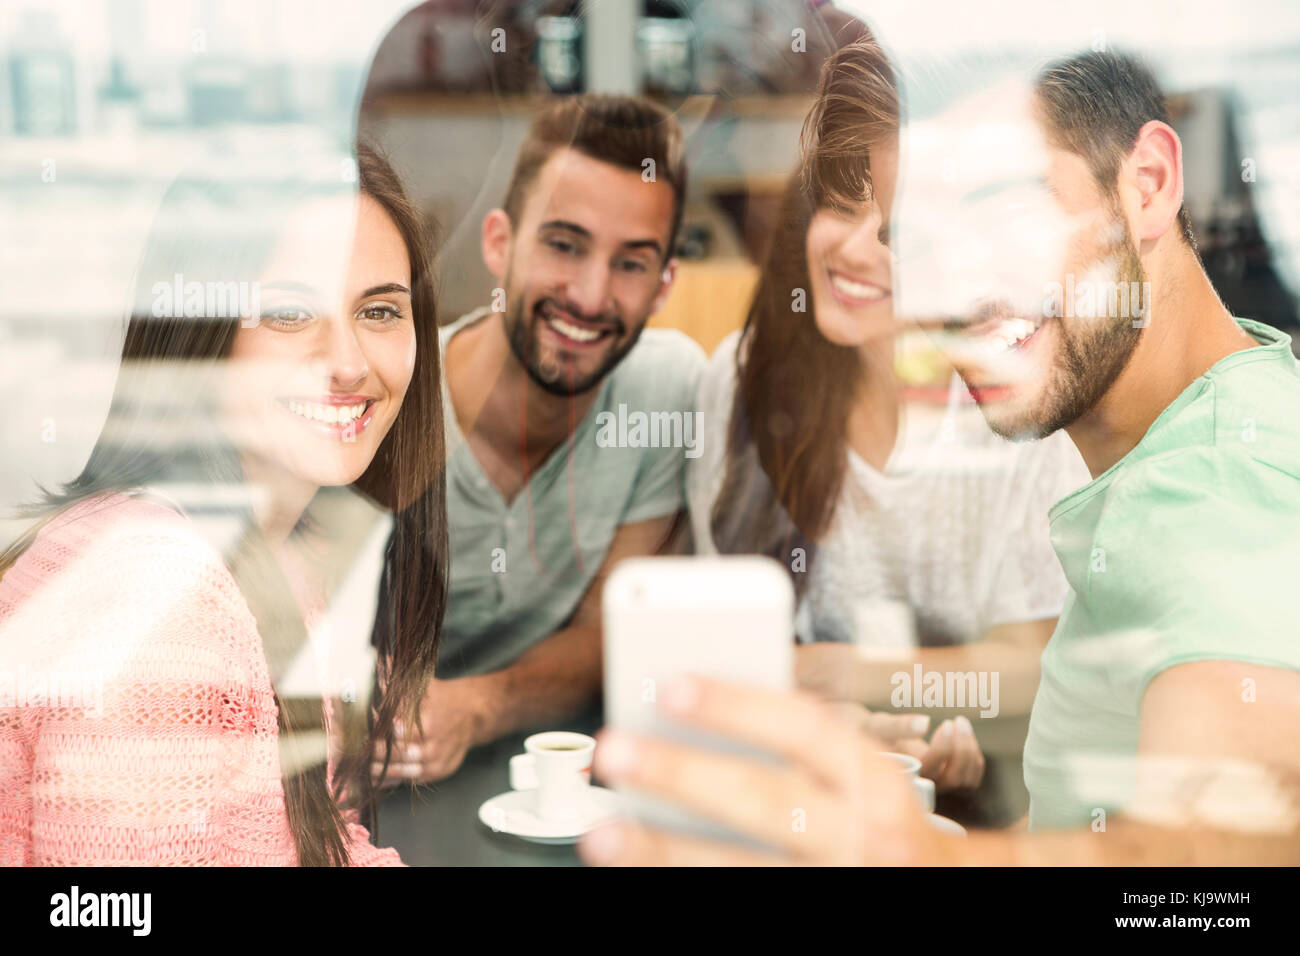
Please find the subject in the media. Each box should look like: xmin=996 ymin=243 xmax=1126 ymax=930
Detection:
xmin=689 ymin=330 xmax=1090 ymax=648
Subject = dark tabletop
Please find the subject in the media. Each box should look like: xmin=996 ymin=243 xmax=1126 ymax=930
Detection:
xmin=372 ymin=706 xmax=603 ymax=867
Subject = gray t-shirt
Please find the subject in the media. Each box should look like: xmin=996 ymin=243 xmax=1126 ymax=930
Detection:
xmin=437 ymin=308 xmax=706 ymax=677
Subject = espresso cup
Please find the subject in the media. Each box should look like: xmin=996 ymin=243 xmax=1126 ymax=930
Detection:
xmin=521 ymin=731 xmax=595 ymax=823
xmin=877 ymin=751 xmax=936 ymax=813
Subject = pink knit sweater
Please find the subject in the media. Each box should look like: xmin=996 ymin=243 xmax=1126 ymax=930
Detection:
xmin=0 ymin=493 xmax=401 ymax=866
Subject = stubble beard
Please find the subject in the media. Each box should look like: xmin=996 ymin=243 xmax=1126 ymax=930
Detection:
xmin=502 ymin=272 xmax=645 ymax=399
xmin=984 ymin=223 xmax=1147 ymax=442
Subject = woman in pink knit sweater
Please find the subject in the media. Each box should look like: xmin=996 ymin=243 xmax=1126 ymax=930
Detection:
xmin=0 ymin=145 xmax=446 ymax=865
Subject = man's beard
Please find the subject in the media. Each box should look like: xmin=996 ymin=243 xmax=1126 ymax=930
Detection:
xmin=504 ymin=284 xmax=644 ymax=398
xmin=987 ymin=222 xmax=1146 ymax=441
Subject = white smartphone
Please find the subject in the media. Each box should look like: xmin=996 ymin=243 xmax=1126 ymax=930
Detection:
xmin=602 ymin=555 xmax=795 ymax=845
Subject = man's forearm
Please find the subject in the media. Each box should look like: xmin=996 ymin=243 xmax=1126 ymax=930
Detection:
xmin=469 ymin=624 xmax=602 ymax=744
xmin=964 ymin=821 xmax=1300 ymax=866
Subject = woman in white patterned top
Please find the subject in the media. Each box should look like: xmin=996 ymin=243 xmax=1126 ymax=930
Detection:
xmin=688 ymin=36 xmax=1089 ymax=796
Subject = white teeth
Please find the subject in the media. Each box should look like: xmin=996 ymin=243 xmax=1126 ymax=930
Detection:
xmin=830 ymin=272 xmax=886 ymax=301
xmin=285 ymin=400 xmax=369 ymax=426
xmin=547 ymin=312 xmax=602 ymax=343
xmin=989 ymin=317 xmax=1042 ymax=352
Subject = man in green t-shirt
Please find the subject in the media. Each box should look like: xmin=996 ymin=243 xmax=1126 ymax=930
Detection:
xmin=575 ymin=49 xmax=1300 ymax=866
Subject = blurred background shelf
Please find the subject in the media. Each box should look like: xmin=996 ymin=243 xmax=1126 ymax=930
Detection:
xmin=648 ymin=258 xmax=758 ymax=354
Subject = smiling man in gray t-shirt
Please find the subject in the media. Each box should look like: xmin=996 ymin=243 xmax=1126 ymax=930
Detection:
xmin=377 ymin=94 xmax=704 ymax=784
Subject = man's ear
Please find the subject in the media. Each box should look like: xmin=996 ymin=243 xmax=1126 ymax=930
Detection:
xmin=1122 ymin=120 xmax=1184 ymax=245
xmin=649 ymin=256 xmax=680 ymax=316
xmin=481 ymin=208 xmax=512 ymax=281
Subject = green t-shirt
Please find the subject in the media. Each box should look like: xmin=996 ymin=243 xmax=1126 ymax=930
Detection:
xmin=1024 ymin=319 xmax=1300 ymax=830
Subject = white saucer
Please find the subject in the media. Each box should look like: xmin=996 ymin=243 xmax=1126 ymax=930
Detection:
xmin=478 ymin=786 xmax=620 ymax=845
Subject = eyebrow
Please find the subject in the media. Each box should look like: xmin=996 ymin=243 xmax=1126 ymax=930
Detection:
xmin=259 ymin=280 xmax=410 ymax=298
xmin=360 ymin=283 xmax=411 ymax=297
xmin=539 ymin=219 xmax=663 ymax=258
xmin=261 ymin=280 xmax=318 ymax=296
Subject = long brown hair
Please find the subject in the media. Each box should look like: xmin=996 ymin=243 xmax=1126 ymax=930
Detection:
xmin=0 ymin=144 xmax=446 ymax=865
xmin=711 ymin=37 xmax=899 ymax=590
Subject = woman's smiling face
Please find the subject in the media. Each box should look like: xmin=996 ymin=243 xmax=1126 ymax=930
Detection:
xmin=219 ymin=192 xmax=416 ymax=493
xmin=804 ymin=139 xmax=899 ymax=350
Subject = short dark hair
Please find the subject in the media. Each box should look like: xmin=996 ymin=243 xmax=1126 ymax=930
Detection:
xmin=501 ymin=94 xmax=687 ymax=258
xmin=1035 ymin=50 xmax=1196 ymax=248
